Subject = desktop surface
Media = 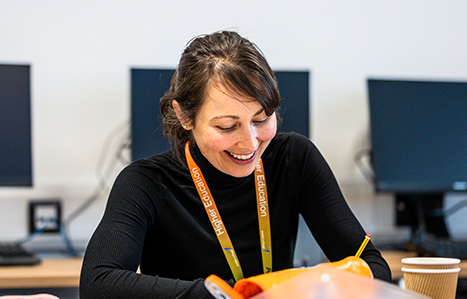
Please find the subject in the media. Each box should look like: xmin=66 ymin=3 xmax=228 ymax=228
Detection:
xmin=0 ymin=257 xmax=82 ymax=289
xmin=0 ymin=251 xmax=465 ymax=295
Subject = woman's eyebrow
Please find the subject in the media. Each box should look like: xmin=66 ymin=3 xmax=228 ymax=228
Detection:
xmin=210 ymin=108 xmax=265 ymax=122
xmin=253 ymin=108 xmax=265 ymax=116
xmin=210 ymin=115 xmax=239 ymax=121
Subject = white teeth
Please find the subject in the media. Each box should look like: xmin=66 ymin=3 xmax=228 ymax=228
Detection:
xmin=229 ymin=151 xmax=254 ymax=160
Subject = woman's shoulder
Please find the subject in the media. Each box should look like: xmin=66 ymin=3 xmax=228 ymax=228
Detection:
xmin=274 ymin=131 xmax=310 ymax=141
xmin=129 ymin=149 xmax=180 ymax=167
xmin=268 ymin=132 xmax=315 ymax=152
xmin=264 ymin=132 xmax=325 ymax=168
xmin=118 ymin=149 xmax=184 ymax=181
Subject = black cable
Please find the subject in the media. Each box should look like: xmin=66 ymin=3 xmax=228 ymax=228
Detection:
xmin=116 ymin=141 xmax=131 ymax=165
xmin=443 ymin=197 xmax=467 ymax=217
xmin=16 ymin=219 xmax=49 ymax=244
xmin=15 ymin=120 xmax=130 ymax=253
xmin=55 ymin=120 xmax=130 ymax=256
xmin=15 ymin=217 xmax=76 ymax=256
xmin=58 ymin=219 xmax=79 ymax=256
xmin=94 ymin=120 xmax=131 ymax=186
xmin=63 ymin=177 xmax=108 ymax=227
xmin=63 ymin=120 xmax=130 ymax=226
xmin=354 ymin=148 xmax=375 ymax=185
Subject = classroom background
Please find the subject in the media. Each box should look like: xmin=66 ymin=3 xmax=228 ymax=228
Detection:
xmin=1 ymin=0 xmax=467 ymax=266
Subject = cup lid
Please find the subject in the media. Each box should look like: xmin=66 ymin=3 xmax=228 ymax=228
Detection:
xmin=401 ymin=257 xmax=461 ymax=265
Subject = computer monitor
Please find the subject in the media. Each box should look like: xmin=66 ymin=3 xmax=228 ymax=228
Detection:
xmin=131 ymin=69 xmax=310 ymax=161
xmin=0 ymin=64 xmax=33 ymax=187
xmin=367 ymin=78 xmax=467 ymax=238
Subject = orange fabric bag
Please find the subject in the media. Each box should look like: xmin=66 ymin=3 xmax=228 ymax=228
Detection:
xmin=205 ymin=256 xmax=373 ymax=299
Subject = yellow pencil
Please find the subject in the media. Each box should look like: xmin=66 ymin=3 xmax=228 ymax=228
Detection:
xmin=355 ymin=234 xmax=371 ymax=258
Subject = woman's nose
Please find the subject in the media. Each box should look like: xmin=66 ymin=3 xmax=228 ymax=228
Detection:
xmin=236 ymin=125 xmax=258 ymax=150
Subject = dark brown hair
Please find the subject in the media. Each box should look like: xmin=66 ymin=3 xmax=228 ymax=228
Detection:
xmin=160 ymin=30 xmax=281 ymax=153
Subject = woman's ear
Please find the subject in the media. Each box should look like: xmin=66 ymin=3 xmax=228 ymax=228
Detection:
xmin=172 ymin=100 xmax=192 ymax=130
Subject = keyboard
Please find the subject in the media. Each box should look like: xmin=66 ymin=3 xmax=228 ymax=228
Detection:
xmin=410 ymin=233 xmax=467 ymax=259
xmin=0 ymin=242 xmax=42 ymax=266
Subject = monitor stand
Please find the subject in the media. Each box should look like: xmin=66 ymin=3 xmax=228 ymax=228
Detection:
xmin=395 ymin=193 xmax=449 ymax=239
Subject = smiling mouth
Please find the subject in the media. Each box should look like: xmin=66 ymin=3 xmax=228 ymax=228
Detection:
xmin=227 ymin=151 xmax=255 ymax=161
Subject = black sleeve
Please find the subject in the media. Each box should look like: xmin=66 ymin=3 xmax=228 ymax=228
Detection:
xmin=290 ymin=135 xmax=392 ymax=282
xmin=79 ymin=165 xmax=216 ymax=299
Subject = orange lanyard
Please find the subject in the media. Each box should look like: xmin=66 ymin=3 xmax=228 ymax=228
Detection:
xmin=185 ymin=142 xmax=272 ymax=281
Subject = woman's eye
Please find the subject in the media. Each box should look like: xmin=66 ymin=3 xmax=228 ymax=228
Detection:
xmin=215 ymin=117 xmax=270 ymax=132
xmin=254 ymin=116 xmax=270 ymax=126
xmin=217 ymin=125 xmax=237 ymax=132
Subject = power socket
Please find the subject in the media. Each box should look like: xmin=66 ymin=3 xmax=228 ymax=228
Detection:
xmin=29 ymin=200 xmax=62 ymax=233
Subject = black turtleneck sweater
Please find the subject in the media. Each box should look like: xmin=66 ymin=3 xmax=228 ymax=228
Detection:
xmin=80 ymin=132 xmax=391 ymax=299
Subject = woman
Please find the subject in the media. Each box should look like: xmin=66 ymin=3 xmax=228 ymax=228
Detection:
xmin=80 ymin=30 xmax=391 ymax=299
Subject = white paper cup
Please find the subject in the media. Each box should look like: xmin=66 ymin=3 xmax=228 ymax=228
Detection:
xmin=402 ymin=266 xmax=460 ymax=299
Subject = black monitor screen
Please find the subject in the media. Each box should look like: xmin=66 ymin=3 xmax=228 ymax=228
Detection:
xmin=0 ymin=64 xmax=32 ymax=187
xmin=368 ymin=79 xmax=467 ymax=194
xmin=131 ymin=69 xmax=310 ymax=161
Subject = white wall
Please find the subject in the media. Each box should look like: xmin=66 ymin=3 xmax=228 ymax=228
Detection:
xmin=1 ymin=0 xmax=467 ymax=251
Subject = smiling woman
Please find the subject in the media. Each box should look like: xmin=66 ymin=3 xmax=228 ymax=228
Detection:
xmin=80 ymin=30 xmax=391 ymax=299
xmin=174 ymin=84 xmax=277 ymax=178
xmin=160 ymin=31 xmax=281 ymax=164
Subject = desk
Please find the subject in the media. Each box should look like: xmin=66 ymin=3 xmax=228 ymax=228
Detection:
xmin=0 ymin=258 xmax=82 ymax=289
xmin=381 ymin=251 xmax=467 ymax=280
xmin=0 ymin=253 xmax=465 ymax=288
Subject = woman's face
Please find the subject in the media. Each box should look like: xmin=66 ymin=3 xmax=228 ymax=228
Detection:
xmin=188 ymin=85 xmax=277 ymax=177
